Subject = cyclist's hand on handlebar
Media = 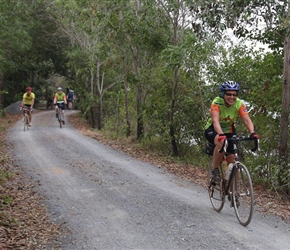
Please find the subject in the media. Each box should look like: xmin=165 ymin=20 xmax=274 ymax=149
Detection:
xmin=250 ymin=132 xmax=259 ymax=139
xmin=218 ymin=134 xmax=226 ymax=142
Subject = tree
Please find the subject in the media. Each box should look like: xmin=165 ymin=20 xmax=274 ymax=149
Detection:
xmin=47 ymin=0 xmax=118 ymax=129
xmin=279 ymin=0 xmax=290 ymax=171
xmin=0 ymin=0 xmax=33 ymax=108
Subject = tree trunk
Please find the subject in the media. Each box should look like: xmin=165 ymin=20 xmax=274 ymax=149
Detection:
xmin=96 ymin=65 xmax=103 ymax=130
xmin=130 ymin=45 xmax=143 ymax=140
xmin=278 ymin=1 xmax=290 ymax=170
xmin=124 ymin=80 xmax=131 ymax=137
xmin=136 ymin=83 xmax=143 ymax=139
xmin=90 ymin=67 xmax=97 ymax=128
xmin=169 ymin=66 xmax=179 ymax=156
xmin=97 ymin=94 xmax=102 ymax=130
xmin=168 ymin=12 xmax=180 ymax=157
xmin=278 ymin=4 xmax=290 ymax=191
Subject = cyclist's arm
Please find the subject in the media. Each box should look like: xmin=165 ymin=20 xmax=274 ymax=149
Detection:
xmin=31 ymin=98 xmax=35 ymax=110
xmin=211 ymin=104 xmax=223 ymax=135
xmin=53 ymin=95 xmax=57 ymax=105
xmin=239 ymin=104 xmax=255 ymax=134
xmin=240 ymin=114 xmax=255 ymax=134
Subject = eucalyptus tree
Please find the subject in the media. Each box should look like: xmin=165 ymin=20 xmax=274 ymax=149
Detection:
xmin=154 ymin=0 xmax=194 ymax=156
xmin=99 ymin=0 xmax=170 ymax=138
xmin=46 ymin=0 xmax=117 ymax=129
xmin=146 ymin=32 xmax=218 ymax=151
xmin=154 ymin=0 xmax=224 ymax=156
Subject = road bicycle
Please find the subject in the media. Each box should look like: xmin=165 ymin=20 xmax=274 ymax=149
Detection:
xmin=56 ymin=101 xmax=65 ymax=128
xmin=21 ymin=106 xmax=31 ymax=131
xmin=206 ymin=135 xmax=259 ymax=226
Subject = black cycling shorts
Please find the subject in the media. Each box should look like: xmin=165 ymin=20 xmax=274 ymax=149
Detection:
xmin=56 ymin=103 xmax=66 ymax=110
xmin=204 ymin=125 xmax=235 ymax=154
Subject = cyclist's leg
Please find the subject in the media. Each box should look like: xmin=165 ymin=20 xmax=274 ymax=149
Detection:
xmin=28 ymin=108 xmax=32 ymax=125
xmin=213 ymin=135 xmax=225 ymax=168
xmin=205 ymin=127 xmax=224 ymax=181
xmin=55 ymin=105 xmax=59 ymax=118
xmin=205 ymin=127 xmax=224 ymax=169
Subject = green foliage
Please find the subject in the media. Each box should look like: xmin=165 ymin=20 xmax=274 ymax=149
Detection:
xmin=1 ymin=0 xmax=289 ymax=194
xmin=0 ymin=0 xmax=70 ymax=107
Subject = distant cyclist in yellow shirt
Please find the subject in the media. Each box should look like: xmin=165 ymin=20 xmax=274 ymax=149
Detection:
xmin=53 ymin=87 xmax=67 ymax=125
xmin=20 ymin=86 xmax=35 ymax=127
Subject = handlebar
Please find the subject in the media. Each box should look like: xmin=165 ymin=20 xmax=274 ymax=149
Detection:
xmin=218 ymin=135 xmax=259 ymax=153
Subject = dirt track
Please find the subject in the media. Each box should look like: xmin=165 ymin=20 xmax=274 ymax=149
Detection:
xmin=8 ymin=110 xmax=290 ymax=249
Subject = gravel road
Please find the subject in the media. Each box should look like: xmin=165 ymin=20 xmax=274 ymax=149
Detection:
xmin=8 ymin=110 xmax=290 ymax=250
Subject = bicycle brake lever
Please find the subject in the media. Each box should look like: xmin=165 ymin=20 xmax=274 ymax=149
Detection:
xmin=251 ymin=139 xmax=259 ymax=152
xmin=218 ymin=139 xmax=228 ymax=153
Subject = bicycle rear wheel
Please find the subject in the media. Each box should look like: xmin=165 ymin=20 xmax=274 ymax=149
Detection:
xmin=207 ymin=159 xmax=225 ymax=212
xmin=232 ymin=162 xmax=254 ymax=226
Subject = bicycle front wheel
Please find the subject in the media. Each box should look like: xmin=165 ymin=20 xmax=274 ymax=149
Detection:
xmin=58 ymin=112 xmax=62 ymax=128
xmin=207 ymin=159 xmax=225 ymax=212
xmin=23 ymin=115 xmax=26 ymax=131
xmin=24 ymin=114 xmax=29 ymax=131
xmin=232 ymin=162 xmax=254 ymax=226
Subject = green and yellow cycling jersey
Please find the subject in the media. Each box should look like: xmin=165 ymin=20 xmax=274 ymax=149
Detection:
xmin=54 ymin=92 xmax=66 ymax=102
xmin=205 ymin=97 xmax=249 ymax=133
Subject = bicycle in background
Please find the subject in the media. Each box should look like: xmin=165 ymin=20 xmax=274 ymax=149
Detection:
xmin=206 ymin=135 xmax=259 ymax=226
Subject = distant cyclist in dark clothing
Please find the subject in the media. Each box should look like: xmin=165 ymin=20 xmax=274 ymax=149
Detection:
xmin=67 ymin=90 xmax=75 ymax=110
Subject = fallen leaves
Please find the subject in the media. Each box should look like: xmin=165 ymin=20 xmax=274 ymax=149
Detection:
xmin=0 ymin=114 xmax=61 ymax=249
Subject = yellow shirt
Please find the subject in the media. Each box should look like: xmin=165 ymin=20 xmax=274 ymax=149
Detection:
xmin=23 ymin=92 xmax=35 ymax=105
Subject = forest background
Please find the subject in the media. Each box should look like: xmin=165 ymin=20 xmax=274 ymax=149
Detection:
xmin=1 ymin=0 xmax=290 ymax=196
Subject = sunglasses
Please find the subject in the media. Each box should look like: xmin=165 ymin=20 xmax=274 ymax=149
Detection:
xmin=225 ymin=93 xmax=238 ymax=97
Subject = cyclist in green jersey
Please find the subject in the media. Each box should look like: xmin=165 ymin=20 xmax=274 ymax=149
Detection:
xmin=204 ymin=81 xmax=259 ymax=182
xmin=53 ymin=87 xmax=67 ymax=125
